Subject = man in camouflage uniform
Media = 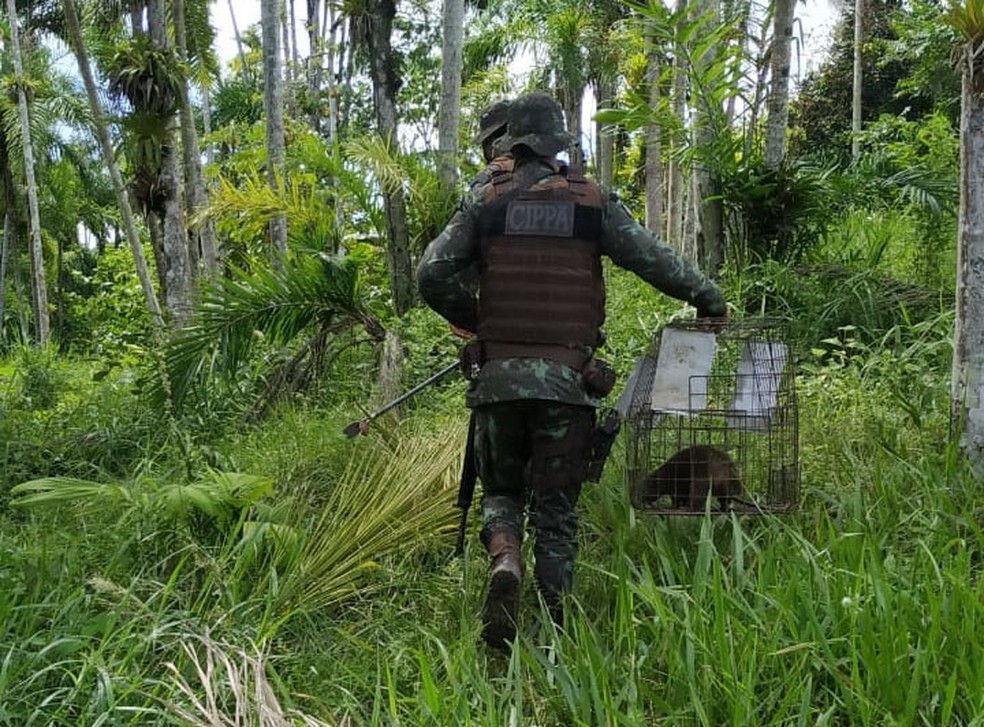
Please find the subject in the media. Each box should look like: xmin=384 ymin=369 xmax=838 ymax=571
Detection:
xmin=417 ymin=93 xmax=726 ymax=649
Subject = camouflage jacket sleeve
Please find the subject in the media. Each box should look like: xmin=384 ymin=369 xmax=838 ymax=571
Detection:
xmin=600 ymin=192 xmax=726 ymax=317
xmin=416 ymin=197 xmax=481 ymax=331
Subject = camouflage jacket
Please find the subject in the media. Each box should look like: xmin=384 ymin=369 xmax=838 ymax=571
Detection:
xmin=416 ymin=157 xmax=726 ymax=408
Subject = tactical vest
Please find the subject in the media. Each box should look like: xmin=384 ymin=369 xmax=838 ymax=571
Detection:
xmin=476 ymin=162 xmax=605 ymax=369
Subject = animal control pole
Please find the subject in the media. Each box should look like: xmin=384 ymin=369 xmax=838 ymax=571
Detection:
xmin=342 ymin=360 xmax=459 ymax=437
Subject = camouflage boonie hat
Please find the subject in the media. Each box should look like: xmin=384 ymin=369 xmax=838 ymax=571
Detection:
xmin=476 ymin=100 xmax=512 ymax=145
xmin=497 ymin=92 xmax=573 ymax=157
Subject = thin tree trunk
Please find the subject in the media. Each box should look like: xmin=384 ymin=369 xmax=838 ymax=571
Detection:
xmin=202 ymin=82 xmax=214 ymax=165
xmin=283 ymin=0 xmax=296 ymax=115
xmin=367 ymin=0 xmax=414 ymax=315
xmin=692 ymin=0 xmax=724 ymax=275
xmin=377 ymin=328 xmax=405 ymax=417
xmin=130 ymin=7 xmax=143 ymax=35
xmin=5 ymin=0 xmax=48 ymax=345
xmin=262 ymin=0 xmax=289 ymax=259
xmin=174 ymin=0 xmax=218 ymax=278
xmin=290 ymin=0 xmax=300 ymax=75
xmin=763 ymin=0 xmax=796 ymax=170
xmin=851 ymin=0 xmax=863 ymax=161
xmin=0 ymin=212 xmax=8 ymax=339
xmin=437 ymin=0 xmax=464 ymax=189
xmin=667 ymin=0 xmax=687 ymax=255
xmin=327 ymin=1 xmax=340 ymax=145
xmin=55 ymin=234 xmax=64 ymax=336
xmin=744 ymin=50 xmax=770 ymax=159
xmin=951 ymin=35 xmax=984 ymax=467
xmin=12 ymin=258 xmax=28 ymax=342
xmin=644 ymin=29 xmax=663 ymax=234
xmin=150 ymin=0 xmax=191 ymax=325
xmin=562 ymin=91 xmax=585 ymax=169
xmin=307 ymin=0 xmax=322 ymax=131
xmin=147 ymin=211 xmax=167 ymax=297
xmin=227 ymin=0 xmax=250 ymax=78
xmin=327 ymin=1 xmax=343 ymax=248
xmin=594 ymin=74 xmax=615 ymax=190
xmin=726 ymin=0 xmax=751 ymax=126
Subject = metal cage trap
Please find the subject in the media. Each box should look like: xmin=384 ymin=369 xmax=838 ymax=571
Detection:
xmin=618 ymin=318 xmax=799 ymax=515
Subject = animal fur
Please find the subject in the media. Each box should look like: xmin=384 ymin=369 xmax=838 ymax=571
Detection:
xmin=642 ymin=445 xmax=745 ymax=510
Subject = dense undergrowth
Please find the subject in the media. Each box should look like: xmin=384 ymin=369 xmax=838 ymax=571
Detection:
xmin=0 ymin=225 xmax=977 ymax=724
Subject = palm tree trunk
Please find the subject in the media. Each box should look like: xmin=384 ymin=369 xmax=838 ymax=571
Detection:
xmin=594 ymin=74 xmax=615 ymax=189
xmin=146 ymin=0 xmax=192 ymax=325
xmin=12 ymin=257 xmax=28 ymax=342
xmin=851 ymin=0 xmax=863 ymax=161
xmin=283 ymin=0 xmax=297 ymax=115
xmin=367 ymin=0 xmax=414 ymax=315
xmin=174 ymin=0 xmax=218 ymax=277
xmin=146 ymin=211 xmax=167 ymax=298
xmin=644 ymin=28 xmax=663 ymax=234
xmin=327 ymin=1 xmax=340 ymax=146
xmin=763 ymin=0 xmax=796 ymax=170
xmin=951 ymin=32 xmax=984 ymax=468
xmin=5 ymin=0 xmax=48 ymax=345
xmin=667 ymin=0 xmax=687 ymax=255
xmin=0 ymin=212 xmax=9 ymax=338
xmin=307 ymin=0 xmax=322 ymax=132
xmin=437 ymin=0 xmax=464 ymax=190
xmin=227 ymin=0 xmax=250 ymax=78
xmin=262 ymin=0 xmax=289 ymax=260
xmin=692 ymin=0 xmax=724 ymax=275
xmin=561 ymin=90 xmax=585 ymax=169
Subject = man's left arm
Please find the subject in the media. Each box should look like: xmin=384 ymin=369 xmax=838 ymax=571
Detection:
xmin=599 ymin=193 xmax=726 ymax=317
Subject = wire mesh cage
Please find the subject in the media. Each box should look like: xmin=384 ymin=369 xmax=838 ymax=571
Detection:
xmin=621 ymin=318 xmax=799 ymax=515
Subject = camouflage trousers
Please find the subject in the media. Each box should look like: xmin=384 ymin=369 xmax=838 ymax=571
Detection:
xmin=473 ymin=400 xmax=595 ymax=608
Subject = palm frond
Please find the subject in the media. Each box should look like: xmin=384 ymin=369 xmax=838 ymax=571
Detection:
xmin=343 ymin=134 xmax=405 ymax=197
xmin=165 ymin=253 xmax=377 ymax=408
xmin=10 ymin=476 xmax=131 ymax=507
xmin=205 ymin=171 xmax=337 ymax=249
xmin=274 ymin=420 xmax=465 ymax=617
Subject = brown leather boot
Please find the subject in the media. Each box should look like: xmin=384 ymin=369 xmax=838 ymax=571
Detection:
xmin=481 ymin=530 xmax=523 ymax=650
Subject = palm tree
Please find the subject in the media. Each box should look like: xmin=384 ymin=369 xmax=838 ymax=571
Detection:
xmin=851 ymin=0 xmax=864 ymax=161
xmin=262 ymin=0 xmax=288 ymax=259
xmin=173 ymin=0 xmax=219 ymax=276
xmin=149 ymin=0 xmax=192 ymax=324
xmin=763 ymin=0 xmax=797 ymax=170
xmin=60 ymin=0 xmax=164 ymax=332
xmin=438 ymin=0 xmax=464 ymax=189
xmin=5 ymin=0 xmax=49 ymax=344
xmin=97 ymin=1 xmax=194 ymax=325
xmin=364 ymin=0 xmax=414 ymax=316
xmin=946 ymin=0 xmax=984 ymax=468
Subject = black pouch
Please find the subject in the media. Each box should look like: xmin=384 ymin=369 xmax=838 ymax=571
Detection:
xmin=459 ymin=341 xmax=484 ymax=381
xmin=581 ymin=357 xmax=616 ymax=398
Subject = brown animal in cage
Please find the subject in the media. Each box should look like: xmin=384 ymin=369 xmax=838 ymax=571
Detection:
xmin=642 ymin=445 xmax=746 ymax=510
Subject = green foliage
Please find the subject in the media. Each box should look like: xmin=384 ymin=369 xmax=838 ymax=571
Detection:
xmin=62 ymin=244 xmax=154 ymax=355
xmin=0 ymin=351 xmax=164 ymax=491
xmin=791 ymin=0 xmax=948 ymax=157
xmin=11 ymin=469 xmax=273 ymax=521
xmin=163 ymin=252 xmax=383 ymax=411
xmin=945 ymin=0 xmax=984 ymax=41
xmin=103 ymin=36 xmax=183 ymax=116
xmin=723 ymin=157 xmax=839 ymax=264
xmin=735 ymin=258 xmax=947 ymax=350
xmin=9 ymin=343 xmax=64 ymax=410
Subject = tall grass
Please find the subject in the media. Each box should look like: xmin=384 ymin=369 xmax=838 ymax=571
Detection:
xmin=1 ymin=215 xmax=980 ymax=723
